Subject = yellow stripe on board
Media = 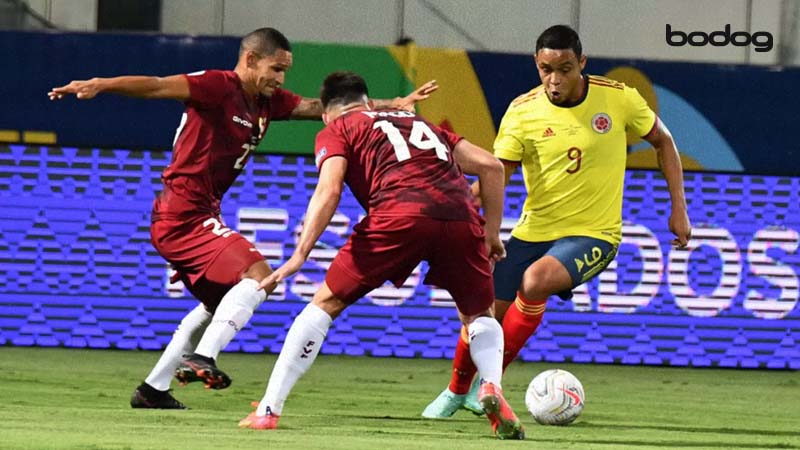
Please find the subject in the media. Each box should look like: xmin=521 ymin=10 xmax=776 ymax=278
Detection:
xmin=388 ymin=46 xmax=497 ymax=151
xmin=0 ymin=130 xmax=21 ymax=142
xmin=23 ymin=131 xmax=57 ymax=144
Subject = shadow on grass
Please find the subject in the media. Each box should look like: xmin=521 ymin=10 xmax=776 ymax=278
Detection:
xmin=578 ymin=421 xmax=800 ymax=438
xmin=341 ymin=415 xmax=800 ymax=448
xmin=530 ymin=437 xmax=798 ymax=449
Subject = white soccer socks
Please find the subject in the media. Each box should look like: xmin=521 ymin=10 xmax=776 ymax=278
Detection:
xmin=467 ymin=316 xmax=504 ymax=387
xmin=195 ymin=278 xmax=266 ymax=359
xmin=145 ymin=303 xmax=212 ymax=390
xmin=257 ymin=303 xmax=333 ymax=416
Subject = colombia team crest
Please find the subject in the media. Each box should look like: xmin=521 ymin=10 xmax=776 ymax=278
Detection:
xmin=591 ymin=113 xmax=612 ymax=134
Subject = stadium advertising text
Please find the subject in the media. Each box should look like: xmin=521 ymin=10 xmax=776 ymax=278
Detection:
xmin=666 ymin=24 xmax=774 ymax=52
xmin=167 ymin=207 xmax=799 ymax=321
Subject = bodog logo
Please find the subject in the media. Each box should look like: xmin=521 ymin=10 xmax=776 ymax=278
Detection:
xmin=666 ymin=24 xmax=773 ymax=52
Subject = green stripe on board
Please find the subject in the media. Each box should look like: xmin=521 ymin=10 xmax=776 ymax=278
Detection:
xmin=259 ymin=43 xmax=409 ymax=155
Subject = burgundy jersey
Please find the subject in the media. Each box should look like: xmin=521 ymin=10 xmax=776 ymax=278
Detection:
xmin=315 ymin=109 xmax=480 ymax=223
xmin=152 ymin=70 xmax=302 ymax=220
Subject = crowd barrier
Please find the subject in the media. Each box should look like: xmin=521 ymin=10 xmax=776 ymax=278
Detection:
xmin=1 ymin=144 xmax=798 ymax=368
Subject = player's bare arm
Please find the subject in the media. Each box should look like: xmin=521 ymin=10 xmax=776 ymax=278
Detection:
xmin=643 ymin=118 xmax=692 ymax=248
xmin=289 ymin=80 xmax=439 ymax=120
xmin=290 ymin=97 xmax=325 ymax=119
xmin=471 ymin=159 xmax=519 ymax=207
xmin=258 ymin=156 xmax=348 ymax=290
xmin=453 ymin=139 xmax=507 ymax=262
xmin=49 ymin=74 xmax=191 ymax=101
xmin=373 ymin=79 xmax=439 ymax=111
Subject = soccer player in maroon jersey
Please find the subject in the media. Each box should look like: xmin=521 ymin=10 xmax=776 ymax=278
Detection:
xmin=49 ymin=28 xmax=437 ymax=410
xmin=237 ymin=71 xmax=524 ymax=440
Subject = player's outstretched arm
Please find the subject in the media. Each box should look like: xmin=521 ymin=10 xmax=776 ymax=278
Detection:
xmin=643 ymin=118 xmax=692 ymax=248
xmin=374 ymin=80 xmax=439 ymax=111
xmin=258 ymin=156 xmax=348 ymax=290
xmin=290 ymin=98 xmax=325 ymax=120
xmin=289 ymin=80 xmax=438 ymax=120
xmin=453 ymin=139 xmax=506 ymax=262
xmin=48 ymin=75 xmax=190 ymax=101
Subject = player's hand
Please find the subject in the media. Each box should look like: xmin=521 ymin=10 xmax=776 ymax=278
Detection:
xmin=48 ymin=79 xmax=102 ymax=101
xmin=485 ymin=233 xmax=506 ymax=270
xmin=669 ymin=206 xmax=692 ymax=249
xmin=392 ymin=80 xmax=439 ymax=111
xmin=257 ymin=254 xmax=306 ymax=290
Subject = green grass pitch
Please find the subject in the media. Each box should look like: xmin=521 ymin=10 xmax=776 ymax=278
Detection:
xmin=1 ymin=347 xmax=798 ymax=450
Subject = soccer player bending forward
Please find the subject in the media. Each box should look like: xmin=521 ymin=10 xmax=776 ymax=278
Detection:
xmin=422 ymin=24 xmax=692 ymax=418
xmin=237 ymin=71 xmax=525 ymax=440
xmin=49 ymin=27 xmax=437 ymax=410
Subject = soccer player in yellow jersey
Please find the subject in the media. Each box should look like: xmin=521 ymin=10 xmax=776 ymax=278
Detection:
xmin=423 ymin=24 xmax=692 ymax=418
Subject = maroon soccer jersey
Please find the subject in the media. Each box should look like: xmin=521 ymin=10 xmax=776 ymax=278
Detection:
xmin=152 ymin=70 xmax=301 ymax=220
xmin=315 ymin=109 xmax=480 ymax=223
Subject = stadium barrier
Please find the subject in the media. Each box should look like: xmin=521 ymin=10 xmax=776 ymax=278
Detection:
xmin=1 ymin=144 xmax=798 ymax=369
xmin=2 ymin=30 xmax=799 ymax=175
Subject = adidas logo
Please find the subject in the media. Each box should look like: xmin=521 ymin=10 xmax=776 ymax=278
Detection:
xmin=542 ymin=127 xmax=555 ymax=138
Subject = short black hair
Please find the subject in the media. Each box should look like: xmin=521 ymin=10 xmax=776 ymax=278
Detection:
xmin=320 ymin=71 xmax=369 ymax=109
xmin=535 ymin=25 xmax=582 ymax=57
xmin=240 ymin=27 xmax=291 ymax=56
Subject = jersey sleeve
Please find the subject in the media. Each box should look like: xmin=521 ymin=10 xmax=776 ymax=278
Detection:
xmin=435 ymin=126 xmax=464 ymax=149
xmin=269 ymin=88 xmax=303 ymax=121
xmin=314 ymin=123 xmax=349 ymax=170
xmin=624 ymin=85 xmax=657 ymax=137
xmin=183 ymin=70 xmax=231 ymax=109
xmin=493 ymin=105 xmax=525 ymax=162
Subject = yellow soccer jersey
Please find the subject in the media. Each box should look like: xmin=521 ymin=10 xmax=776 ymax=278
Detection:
xmin=494 ymin=75 xmax=656 ymax=245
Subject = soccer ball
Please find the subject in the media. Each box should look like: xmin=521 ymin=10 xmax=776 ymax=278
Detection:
xmin=525 ymin=369 xmax=585 ymax=425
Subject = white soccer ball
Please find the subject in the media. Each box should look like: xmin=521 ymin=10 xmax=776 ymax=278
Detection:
xmin=525 ymin=369 xmax=585 ymax=425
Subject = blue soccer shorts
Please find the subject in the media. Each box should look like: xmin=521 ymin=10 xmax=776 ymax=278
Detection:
xmin=493 ymin=235 xmax=618 ymax=301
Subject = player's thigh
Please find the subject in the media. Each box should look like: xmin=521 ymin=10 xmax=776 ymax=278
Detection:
xmin=183 ymin=277 xmax=232 ymax=313
xmin=151 ymin=216 xmax=246 ymax=282
xmin=426 ymin=221 xmax=495 ymax=316
xmin=151 ymin=217 xmax=263 ymax=308
xmin=543 ymin=236 xmax=617 ymax=287
xmin=204 ymin=237 xmax=266 ymax=286
xmin=492 ymin=237 xmax=554 ymax=301
xmin=325 ymin=216 xmax=425 ymax=305
xmin=522 ymin=256 xmax=574 ymax=297
xmin=188 ymin=238 xmax=265 ymax=308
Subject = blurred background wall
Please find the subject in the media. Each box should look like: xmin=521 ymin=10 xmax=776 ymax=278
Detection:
xmin=5 ymin=0 xmax=800 ymax=65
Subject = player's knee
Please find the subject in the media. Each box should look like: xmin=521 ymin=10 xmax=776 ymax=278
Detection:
xmin=312 ymin=284 xmax=348 ymax=319
xmin=242 ymin=260 xmax=271 ymax=281
xmin=458 ymin=307 xmax=494 ymax=326
xmin=519 ymin=268 xmax=550 ymax=299
xmin=466 ymin=315 xmax=502 ymax=341
xmin=520 ymin=262 xmax=570 ymax=300
xmin=311 ymin=297 xmax=347 ymax=319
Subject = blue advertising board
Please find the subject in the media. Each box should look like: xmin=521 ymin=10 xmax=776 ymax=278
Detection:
xmin=0 ymin=144 xmax=797 ymax=368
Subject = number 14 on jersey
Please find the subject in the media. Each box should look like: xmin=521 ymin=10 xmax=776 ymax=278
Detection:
xmin=373 ymin=120 xmax=449 ymax=162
